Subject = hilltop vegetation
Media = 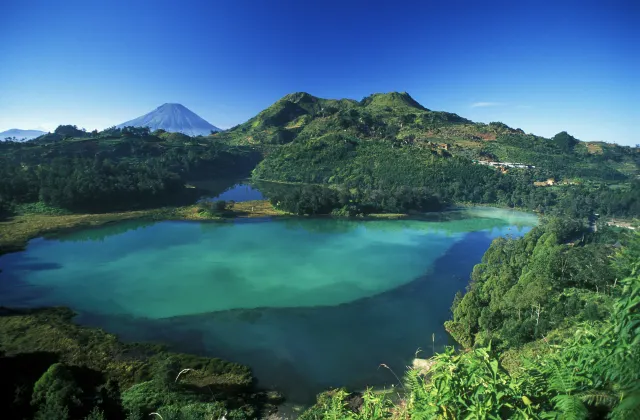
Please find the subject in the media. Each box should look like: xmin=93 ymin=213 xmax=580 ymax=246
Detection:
xmin=218 ymin=91 xmax=636 ymax=181
xmin=210 ymin=92 xmax=639 ymax=218
xmin=217 ymin=91 xmax=473 ymax=146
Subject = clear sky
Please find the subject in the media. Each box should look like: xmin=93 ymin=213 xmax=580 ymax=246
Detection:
xmin=1 ymin=0 xmax=638 ymax=144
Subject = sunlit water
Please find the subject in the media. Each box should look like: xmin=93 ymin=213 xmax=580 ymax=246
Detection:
xmin=0 ymin=207 xmax=536 ymax=403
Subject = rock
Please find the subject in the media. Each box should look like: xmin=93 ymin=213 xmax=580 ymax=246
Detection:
xmin=412 ymin=358 xmax=436 ymax=375
xmin=345 ymin=392 xmax=364 ymax=413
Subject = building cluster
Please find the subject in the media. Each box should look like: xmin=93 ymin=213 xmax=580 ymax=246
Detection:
xmin=475 ymin=160 xmax=534 ymax=169
xmin=533 ymin=178 xmax=556 ymax=187
xmin=473 ymin=160 xmax=535 ymax=173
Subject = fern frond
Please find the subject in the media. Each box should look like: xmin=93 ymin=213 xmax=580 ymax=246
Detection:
xmin=546 ymin=359 xmax=577 ymax=395
xmin=576 ymin=389 xmax=617 ymax=409
xmin=551 ymin=394 xmax=588 ymax=420
xmin=611 ymin=390 xmax=640 ymax=420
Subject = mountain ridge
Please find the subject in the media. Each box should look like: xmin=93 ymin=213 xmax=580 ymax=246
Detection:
xmin=207 ymin=91 xmax=637 ymax=188
xmin=219 ymin=91 xmax=527 ymax=148
xmin=117 ymin=103 xmax=221 ymax=136
xmin=222 ymin=91 xmax=632 ymax=152
xmin=0 ymin=128 xmax=47 ymax=141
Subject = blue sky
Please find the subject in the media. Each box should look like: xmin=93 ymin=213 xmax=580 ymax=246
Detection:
xmin=1 ymin=0 xmax=638 ymax=145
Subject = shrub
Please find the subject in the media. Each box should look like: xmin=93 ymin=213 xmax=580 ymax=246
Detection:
xmin=31 ymin=363 xmax=83 ymax=420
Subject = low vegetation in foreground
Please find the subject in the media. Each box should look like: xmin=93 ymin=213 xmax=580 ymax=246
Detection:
xmin=0 ymin=307 xmax=282 ymax=420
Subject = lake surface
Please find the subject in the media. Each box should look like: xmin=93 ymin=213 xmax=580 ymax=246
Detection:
xmin=190 ymin=180 xmax=264 ymax=202
xmin=0 ymin=208 xmax=537 ymax=403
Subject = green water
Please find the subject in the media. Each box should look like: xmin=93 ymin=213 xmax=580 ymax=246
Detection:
xmin=0 ymin=207 xmax=537 ymax=403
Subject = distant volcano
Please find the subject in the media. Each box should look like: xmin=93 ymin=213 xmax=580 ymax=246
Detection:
xmin=0 ymin=128 xmax=47 ymax=141
xmin=116 ymin=103 xmax=221 ymax=136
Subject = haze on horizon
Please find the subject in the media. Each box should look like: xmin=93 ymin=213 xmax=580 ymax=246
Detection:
xmin=1 ymin=0 xmax=638 ymax=145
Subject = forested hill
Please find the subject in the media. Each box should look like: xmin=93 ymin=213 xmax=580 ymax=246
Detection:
xmin=216 ymin=91 xmax=636 ymax=182
xmin=0 ymin=92 xmax=638 ymax=218
xmin=217 ymin=92 xmax=638 ymax=162
xmin=211 ymin=92 xmax=639 ymax=218
xmin=0 ymin=126 xmax=260 ymax=214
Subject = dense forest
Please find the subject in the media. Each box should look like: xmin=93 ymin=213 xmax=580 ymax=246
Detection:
xmin=445 ymin=218 xmax=624 ymax=349
xmin=220 ymin=92 xmax=639 ymax=218
xmin=255 ymin=181 xmax=446 ymax=216
xmin=0 ymin=125 xmax=260 ymax=213
xmin=251 ymin=135 xmax=639 ymax=218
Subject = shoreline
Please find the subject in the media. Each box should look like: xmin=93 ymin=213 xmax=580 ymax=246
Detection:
xmin=0 ymin=200 xmax=286 ymax=257
xmin=0 ymin=201 xmax=542 ymax=417
xmin=0 ymin=306 xmax=282 ymax=417
xmin=0 ymin=199 xmax=540 ymax=258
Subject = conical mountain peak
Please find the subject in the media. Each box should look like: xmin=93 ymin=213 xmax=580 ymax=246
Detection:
xmin=117 ymin=104 xmax=221 ymax=136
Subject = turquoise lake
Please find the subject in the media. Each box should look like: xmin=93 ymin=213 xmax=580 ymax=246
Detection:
xmin=0 ymin=207 xmax=537 ymax=403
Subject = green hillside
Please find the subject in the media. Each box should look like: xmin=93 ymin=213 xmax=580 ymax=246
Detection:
xmin=216 ymin=91 xmax=474 ymax=146
xmin=0 ymin=126 xmax=260 ymax=214
xmin=217 ymin=91 xmax=636 ymax=182
xmin=210 ymin=92 xmax=639 ymax=218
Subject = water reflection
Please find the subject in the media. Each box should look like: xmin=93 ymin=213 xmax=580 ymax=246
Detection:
xmin=52 ymin=220 xmax=158 ymax=242
xmin=193 ymin=178 xmax=264 ymax=202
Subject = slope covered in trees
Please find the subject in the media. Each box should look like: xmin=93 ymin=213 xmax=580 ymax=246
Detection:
xmin=0 ymin=126 xmax=260 ymax=213
xmin=1 ymin=92 xmax=638 ymax=218
xmin=446 ymin=219 xmax=626 ymax=349
xmin=210 ymin=92 xmax=639 ymax=217
xmin=218 ymin=91 xmax=636 ymax=181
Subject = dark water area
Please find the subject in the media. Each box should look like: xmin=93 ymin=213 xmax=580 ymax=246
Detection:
xmin=189 ymin=178 xmax=264 ymax=202
xmin=0 ymin=209 xmax=536 ymax=404
xmin=213 ymin=183 xmax=264 ymax=202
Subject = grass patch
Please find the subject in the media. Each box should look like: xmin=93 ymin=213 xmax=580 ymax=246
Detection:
xmin=0 ymin=209 xmax=157 ymax=255
xmin=366 ymin=213 xmax=407 ymax=219
xmin=0 ymin=307 xmax=272 ymax=419
xmin=0 ymin=200 xmax=289 ymax=256
xmin=0 ymin=307 xmax=253 ymax=391
xmin=229 ymin=200 xmax=289 ymax=217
